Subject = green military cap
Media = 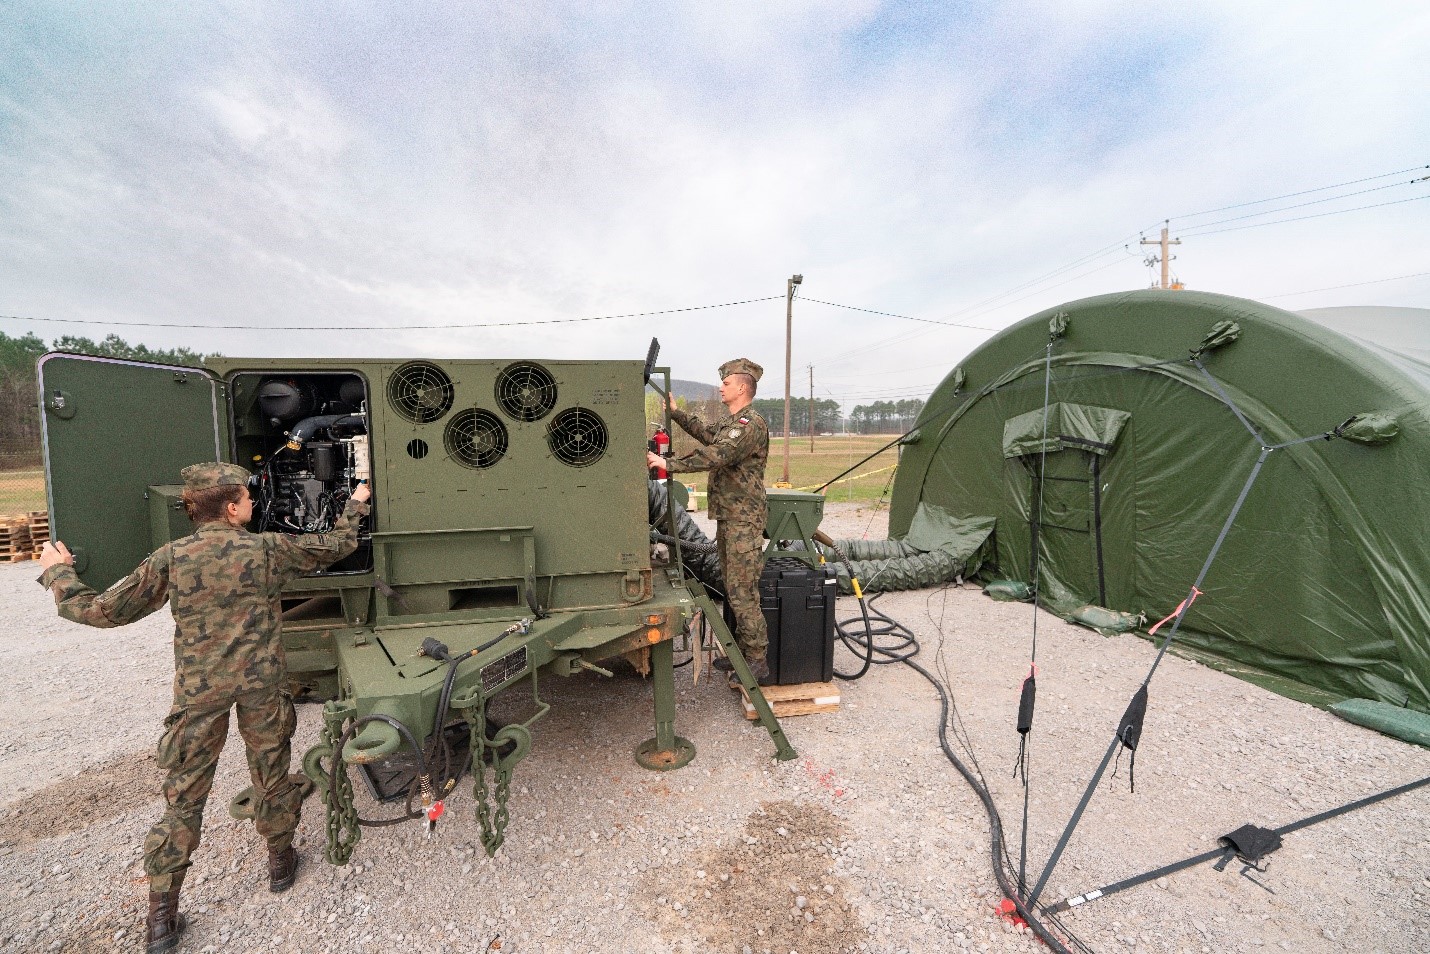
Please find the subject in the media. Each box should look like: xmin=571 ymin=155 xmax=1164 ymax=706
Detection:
xmin=181 ymin=462 xmax=252 ymax=491
xmin=718 ymin=358 xmax=763 ymax=383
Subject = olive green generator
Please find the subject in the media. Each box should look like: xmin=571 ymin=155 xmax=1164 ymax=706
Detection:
xmin=38 ymin=352 xmax=794 ymax=862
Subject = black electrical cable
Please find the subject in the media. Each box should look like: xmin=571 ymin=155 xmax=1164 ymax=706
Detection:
xmin=330 ymin=714 xmax=430 ymax=827
xmin=832 ymin=591 xmax=918 ymax=678
xmin=420 ymin=628 xmax=526 ymax=796
xmin=825 ymin=568 xmax=1096 ymax=953
xmin=893 ymin=644 xmax=1078 ymax=954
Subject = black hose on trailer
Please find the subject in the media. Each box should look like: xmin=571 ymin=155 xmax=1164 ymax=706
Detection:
xmin=331 ymin=714 xmax=430 ymax=827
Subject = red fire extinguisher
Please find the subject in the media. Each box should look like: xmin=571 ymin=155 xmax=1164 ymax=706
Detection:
xmin=649 ymin=425 xmax=670 ymax=479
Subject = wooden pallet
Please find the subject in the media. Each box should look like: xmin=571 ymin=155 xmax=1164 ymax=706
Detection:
xmin=738 ymin=680 xmax=840 ymax=719
xmin=27 ymin=512 xmax=49 ymax=550
xmin=1 ymin=516 xmax=34 ymax=561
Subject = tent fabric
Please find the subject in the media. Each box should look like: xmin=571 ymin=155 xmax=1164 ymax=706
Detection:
xmin=1001 ymin=402 xmax=1130 ymax=458
xmin=1329 ymin=698 xmax=1430 ymax=748
xmin=889 ymin=291 xmax=1430 ymax=715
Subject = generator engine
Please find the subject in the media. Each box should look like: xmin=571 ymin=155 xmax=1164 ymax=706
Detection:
xmin=239 ymin=374 xmax=373 ymax=571
xmin=257 ymin=429 xmax=369 ymax=533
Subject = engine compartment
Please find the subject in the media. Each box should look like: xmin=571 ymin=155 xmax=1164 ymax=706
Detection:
xmin=230 ymin=371 xmax=373 ymax=574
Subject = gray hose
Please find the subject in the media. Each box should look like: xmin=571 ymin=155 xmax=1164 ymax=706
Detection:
xmin=646 ymin=480 xmax=725 ymax=594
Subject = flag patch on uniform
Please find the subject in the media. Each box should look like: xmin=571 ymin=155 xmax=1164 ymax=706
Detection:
xmin=738 ymin=417 xmax=750 ymax=425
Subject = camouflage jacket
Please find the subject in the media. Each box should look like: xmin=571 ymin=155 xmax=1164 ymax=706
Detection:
xmin=38 ymin=499 xmax=369 ymax=707
xmin=667 ymin=404 xmax=768 ymax=524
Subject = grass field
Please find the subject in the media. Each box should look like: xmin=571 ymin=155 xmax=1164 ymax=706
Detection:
xmin=0 ymin=469 xmax=46 ymax=519
xmin=671 ymin=433 xmax=903 ymax=506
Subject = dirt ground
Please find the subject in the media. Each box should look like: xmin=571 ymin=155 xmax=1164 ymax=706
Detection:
xmin=1 ymin=502 xmax=1427 ymax=953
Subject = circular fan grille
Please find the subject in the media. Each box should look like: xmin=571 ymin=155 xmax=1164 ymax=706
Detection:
xmin=495 ymin=362 xmax=558 ymax=422
xmin=546 ymin=407 xmax=608 ymax=467
xmin=386 ymin=361 xmax=454 ymax=424
xmin=444 ymin=408 xmax=508 ymax=469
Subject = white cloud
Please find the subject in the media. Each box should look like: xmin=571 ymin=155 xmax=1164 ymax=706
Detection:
xmin=0 ymin=1 xmax=1426 ymax=405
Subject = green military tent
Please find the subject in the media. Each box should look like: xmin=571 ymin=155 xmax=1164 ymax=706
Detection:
xmin=888 ymin=289 xmax=1430 ymax=727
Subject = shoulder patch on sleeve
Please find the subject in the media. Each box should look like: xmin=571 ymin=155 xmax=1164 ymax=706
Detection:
xmin=738 ymin=417 xmax=750 ymax=425
xmin=729 ymin=428 xmax=742 ymax=438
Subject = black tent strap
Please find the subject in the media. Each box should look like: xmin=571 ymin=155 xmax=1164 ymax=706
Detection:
xmin=1011 ymin=673 xmax=1037 ymax=782
xmin=1029 ymin=440 xmax=1270 ymax=909
xmin=1043 ymin=772 xmax=1430 ymax=915
xmin=1215 ymin=824 xmax=1281 ymax=868
xmin=1092 ymin=455 xmax=1107 ymax=607
xmin=1110 ymin=685 xmax=1148 ymax=793
xmin=1056 ymin=434 xmax=1115 ymax=451
xmin=1193 ymin=356 xmax=1266 ymax=444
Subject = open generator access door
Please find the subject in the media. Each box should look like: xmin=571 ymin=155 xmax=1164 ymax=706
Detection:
xmin=39 ymin=353 xmax=229 ymax=590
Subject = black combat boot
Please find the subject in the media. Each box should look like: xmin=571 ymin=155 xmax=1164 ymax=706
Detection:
xmin=728 ymin=656 xmax=776 ymax=687
xmin=144 ymin=880 xmax=186 ymax=953
xmin=268 ymin=845 xmax=300 ymax=893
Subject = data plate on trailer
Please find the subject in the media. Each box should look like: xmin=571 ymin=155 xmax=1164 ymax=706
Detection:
xmin=483 ymin=646 xmax=528 ymax=693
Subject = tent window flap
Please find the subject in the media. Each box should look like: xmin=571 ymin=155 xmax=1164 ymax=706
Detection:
xmin=1002 ymin=402 xmax=1131 ymax=458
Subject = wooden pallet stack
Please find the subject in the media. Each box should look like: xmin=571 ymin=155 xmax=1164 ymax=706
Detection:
xmin=29 ymin=511 xmax=50 ymax=558
xmin=737 ymin=681 xmax=841 ymax=719
xmin=1 ymin=516 xmax=33 ymax=562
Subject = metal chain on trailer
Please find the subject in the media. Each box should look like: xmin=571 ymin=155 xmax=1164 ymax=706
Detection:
xmin=320 ymin=715 xmax=361 ymax=864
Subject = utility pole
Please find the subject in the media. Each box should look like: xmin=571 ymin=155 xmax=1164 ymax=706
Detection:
xmin=1140 ymin=221 xmax=1182 ymax=289
xmin=780 ymin=273 xmax=802 ymax=486
xmin=808 ymin=364 xmax=815 ymax=453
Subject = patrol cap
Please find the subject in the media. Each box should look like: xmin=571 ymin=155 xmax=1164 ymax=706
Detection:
xmin=718 ymin=358 xmax=763 ymax=383
xmin=181 ymin=462 xmax=252 ymax=492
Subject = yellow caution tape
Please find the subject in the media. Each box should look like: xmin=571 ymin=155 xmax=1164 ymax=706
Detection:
xmin=795 ymin=463 xmax=898 ymax=493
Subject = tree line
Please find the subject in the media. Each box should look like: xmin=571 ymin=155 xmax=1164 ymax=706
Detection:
xmin=845 ymin=398 xmax=925 ymax=434
xmin=644 ymin=392 xmax=926 ymax=440
xmin=0 ymin=331 xmax=210 ymax=468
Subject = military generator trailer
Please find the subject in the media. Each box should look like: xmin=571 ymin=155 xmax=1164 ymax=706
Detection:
xmin=38 ymin=352 xmax=794 ymax=862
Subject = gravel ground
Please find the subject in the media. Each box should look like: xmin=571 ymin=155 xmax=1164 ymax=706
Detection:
xmin=2 ymin=502 xmax=1427 ymax=954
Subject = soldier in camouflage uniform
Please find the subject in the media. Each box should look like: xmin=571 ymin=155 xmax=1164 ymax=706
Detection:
xmin=648 ymin=358 xmax=772 ymax=684
xmin=37 ymin=462 xmax=370 ymax=953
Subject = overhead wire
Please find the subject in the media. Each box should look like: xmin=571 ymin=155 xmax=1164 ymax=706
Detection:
xmin=1261 ymin=270 xmax=1430 ymax=300
xmin=1167 ymin=177 xmax=1423 ymax=233
xmin=1180 ymin=193 xmax=1430 ymax=238
xmin=1168 ymin=162 xmax=1430 ymax=221
xmin=0 ymin=295 xmax=784 ymax=332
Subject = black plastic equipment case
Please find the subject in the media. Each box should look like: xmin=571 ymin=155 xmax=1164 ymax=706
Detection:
xmin=759 ymin=557 xmax=837 ymax=685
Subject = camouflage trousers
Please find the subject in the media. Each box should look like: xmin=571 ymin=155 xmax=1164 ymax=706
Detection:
xmin=144 ymin=685 xmax=300 ymax=890
xmin=717 ymin=519 xmax=768 ymax=661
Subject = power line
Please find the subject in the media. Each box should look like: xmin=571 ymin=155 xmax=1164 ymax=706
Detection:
xmin=799 ymin=297 xmax=998 ymax=331
xmin=1173 ymin=177 xmax=1426 ymax=233
xmin=1170 ymin=162 xmax=1429 ymax=221
xmin=0 ymin=295 xmax=784 ymax=332
xmin=1261 ymin=270 xmax=1430 ymax=300
xmin=1181 ymin=193 xmax=1430 ymax=238
xmin=936 ymin=230 xmax=1151 ymax=322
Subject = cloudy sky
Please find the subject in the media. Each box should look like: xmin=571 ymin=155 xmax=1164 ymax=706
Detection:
xmin=2 ymin=1 xmax=1427 ymax=411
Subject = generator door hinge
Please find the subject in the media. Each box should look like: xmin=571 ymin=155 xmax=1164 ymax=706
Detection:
xmin=45 ymin=389 xmax=76 ymax=419
xmin=623 ymin=568 xmax=650 ymax=602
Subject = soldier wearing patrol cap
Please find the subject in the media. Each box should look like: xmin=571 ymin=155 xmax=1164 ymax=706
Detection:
xmin=647 ymin=358 xmax=772 ymax=683
xmin=38 ymin=461 xmax=371 ymax=953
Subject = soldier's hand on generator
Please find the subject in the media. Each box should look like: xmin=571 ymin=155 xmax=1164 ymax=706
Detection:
xmin=39 ymin=540 xmax=74 ymax=570
xmin=351 ymin=482 xmax=372 ymax=504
